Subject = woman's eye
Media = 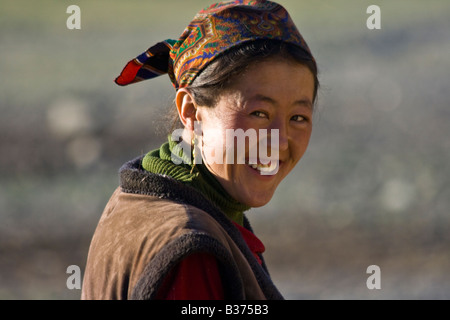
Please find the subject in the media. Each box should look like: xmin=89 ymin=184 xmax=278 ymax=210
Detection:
xmin=291 ymin=115 xmax=307 ymax=122
xmin=251 ymin=111 xmax=268 ymax=118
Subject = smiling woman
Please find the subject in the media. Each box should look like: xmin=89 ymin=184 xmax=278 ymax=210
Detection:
xmin=82 ymin=0 xmax=319 ymax=300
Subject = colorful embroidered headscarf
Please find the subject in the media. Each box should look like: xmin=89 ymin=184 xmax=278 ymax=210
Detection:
xmin=115 ymin=0 xmax=315 ymax=89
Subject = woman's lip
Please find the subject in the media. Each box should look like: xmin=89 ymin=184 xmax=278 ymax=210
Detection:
xmin=245 ymin=158 xmax=284 ymax=166
xmin=245 ymin=160 xmax=282 ymax=176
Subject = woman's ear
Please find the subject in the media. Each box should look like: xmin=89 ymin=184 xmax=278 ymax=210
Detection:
xmin=175 ymin=88 xmax=197 ymax=131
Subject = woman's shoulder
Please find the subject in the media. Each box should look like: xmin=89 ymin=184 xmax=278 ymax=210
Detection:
xmin=114 ymin=155 xmax=239 ymax=236
xmin=102 ymin=186 xmax=231 ymax=244
xmin=102 ymin=185 xmax=215 ymax=230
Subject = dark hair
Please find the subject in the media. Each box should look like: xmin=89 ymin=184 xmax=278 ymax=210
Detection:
xmin=169 ymin=39 xmax=319 ymax=130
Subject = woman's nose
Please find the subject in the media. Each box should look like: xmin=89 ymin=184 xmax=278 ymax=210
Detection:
xmin=269 ymin=119 xmax=288 ymax=152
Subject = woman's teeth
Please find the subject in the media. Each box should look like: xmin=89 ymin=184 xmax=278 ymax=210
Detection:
xmin=247 ymin=160 xmax=278 ymax=175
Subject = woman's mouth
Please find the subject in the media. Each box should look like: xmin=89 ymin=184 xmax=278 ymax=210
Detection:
xmin=245 ymin=159 xmax=279 ymax=175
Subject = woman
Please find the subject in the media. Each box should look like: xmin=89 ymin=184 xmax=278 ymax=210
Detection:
xmin=82 ymin=0 xmax=318 ymax=300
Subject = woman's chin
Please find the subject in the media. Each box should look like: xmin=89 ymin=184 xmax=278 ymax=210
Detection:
xmin=246 ymin=199 xmax=271 ymax=208
xmin=236 ymin=189 xmax=275 ymax=208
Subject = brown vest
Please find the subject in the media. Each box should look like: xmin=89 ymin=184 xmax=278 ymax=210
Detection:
xmin=81 ymin=156 xmax=283 ymax=300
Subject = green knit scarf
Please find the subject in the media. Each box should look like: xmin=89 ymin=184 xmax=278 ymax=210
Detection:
xmin=141 ymin=137 xmax=250 ymax=226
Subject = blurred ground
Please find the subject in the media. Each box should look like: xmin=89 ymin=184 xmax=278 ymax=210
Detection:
xmin=1 ymin=0 xmax=449 ymax=299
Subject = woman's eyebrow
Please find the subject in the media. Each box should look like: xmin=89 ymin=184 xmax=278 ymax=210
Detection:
xmin=251 ymin=94 xmax=313 ymax=109
xmin=251 ymin=94 xmax=276 ymax=104
xmin=296 ymin=99 xmax=313 ymax=109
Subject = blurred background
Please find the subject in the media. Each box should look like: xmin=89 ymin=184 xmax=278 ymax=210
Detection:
xmin=1 ymin=0 xmax=449 ymax=299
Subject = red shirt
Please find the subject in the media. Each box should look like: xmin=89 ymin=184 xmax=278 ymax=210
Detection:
xmin=155 ymin=222 xmax=265 ymax=300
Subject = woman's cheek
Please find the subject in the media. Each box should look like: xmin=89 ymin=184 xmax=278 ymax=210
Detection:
xmin=200 ymin=127 xmax=227 ymax=166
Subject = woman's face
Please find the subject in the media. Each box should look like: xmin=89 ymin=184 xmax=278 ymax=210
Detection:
xmin=196 ymin=58 xmax=315 ymax=207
